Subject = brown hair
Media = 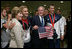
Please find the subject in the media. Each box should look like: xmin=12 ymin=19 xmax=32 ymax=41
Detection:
xmin=50 ymin=4 xmax=55 ymax=6
xmin=11 ymin=6 xmax=20 ymax=18
xmin=1 ymin=7 xmax=6 ymax=12
xmin=49 ymin=4 xmax=55 ymax=8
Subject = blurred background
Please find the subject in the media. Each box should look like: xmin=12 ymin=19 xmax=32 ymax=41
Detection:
xmin=1 ymin=1 xmax=71 ymax=18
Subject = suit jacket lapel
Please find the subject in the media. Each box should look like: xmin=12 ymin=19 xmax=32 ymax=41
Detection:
xmin=37 ymin=16 xmax=42 ymax=26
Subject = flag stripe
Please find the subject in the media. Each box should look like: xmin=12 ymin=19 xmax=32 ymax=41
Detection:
xmin=38 ymin=26 xmax=53 ymax=39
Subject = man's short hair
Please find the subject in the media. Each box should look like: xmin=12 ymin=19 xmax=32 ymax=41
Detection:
xmin=50 ymin=4 xmax=54 ymax=6
xmin=57 ymin=9 xmax=61 ymax=12
xmin=38 ymin=6 xmax=45 ymax=10
xmin=50 ymin=4 xmax=55 ymax=7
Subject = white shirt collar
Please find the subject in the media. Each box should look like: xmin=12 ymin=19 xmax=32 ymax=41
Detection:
xmin=39 ymin=15 xmax=44 ymax=23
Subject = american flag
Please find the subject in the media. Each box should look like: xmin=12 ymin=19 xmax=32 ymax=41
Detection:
xmin=38 ymin=25 xmax=53 ymax=39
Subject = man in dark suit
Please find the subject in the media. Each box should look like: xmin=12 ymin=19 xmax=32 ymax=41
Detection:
xmin=31 ymin=6 xmax=46 ymax=48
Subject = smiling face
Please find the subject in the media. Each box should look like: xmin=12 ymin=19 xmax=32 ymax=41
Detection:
xmin=2 ymin=9 xmax=7 ymax=17
xmin=16 ymin=12 xmax=23 ymax=20
xmin=49 ymin=5 xmax=55 ymax=14
xmin=38 ymin=6 xmax=45 ymax=16
xmin=22 ymin=8 xmax=29 ymax=17
xmin=12 ymin=6 xmax=23 ymax=20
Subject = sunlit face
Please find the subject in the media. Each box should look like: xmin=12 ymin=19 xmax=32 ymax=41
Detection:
xmin=17 ymin=12 xmax=23 ymax=20
xmin=2 ymin=9 xmax=7 ymax=17
xmin=22 ymin=8 xmax=28 ymax=17
xmin=49 ymin=6 xmax=55 ymax=14
xmin=38 ymin=7 xmax=44 ymax=16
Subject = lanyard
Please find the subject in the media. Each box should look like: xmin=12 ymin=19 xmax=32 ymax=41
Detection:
xmin=22 ymin=19 xmax=28 ymax=30
xmin=22 ymin=21 xmax=25 ymax=30
xmin=49 ymin=13 xmax=55 ymax=28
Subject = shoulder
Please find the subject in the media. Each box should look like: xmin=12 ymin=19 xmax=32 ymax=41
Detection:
xmin=33 ymin=15 xmax=39 ymax=18
xmin=44 ymin=14 xmax=49 ymax=18
xmin=44 ymin=14 xmax=49 ymax=20
xmin=62 ymin=16 xmax=66 ymax=20
xmin=11 ymin=18 xmax=19 ymax=23
xmin=32 ymin=15 xmax=39 ymax=20
xmin=11 ymin=18 xmax=17 ymax=23
xmin=55 ymin=13 xmax=62 ymax=20
xmin=11 ymin=18 xmax=21 ymax=26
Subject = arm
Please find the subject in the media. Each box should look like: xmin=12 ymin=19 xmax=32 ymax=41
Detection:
xmin=1 ymin=18 xmax=12 ymax=29
xmin=1 ymin=19 xmax=8 ymax=29
xmin=6 ymin=15 xmax=15 ymax=29
xmin=64 ymin=17 xmax=67 ymax=35
xmin=9 ymin=22 xmax=16 ymax=29
xmin=31 ymin=16 xmax=39 ymax=30
xmin=60 ymin=18 xmax=65 ymax=40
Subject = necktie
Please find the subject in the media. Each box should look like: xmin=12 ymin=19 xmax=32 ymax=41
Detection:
xmin=41 ymin=17 xmax=44 ymax=27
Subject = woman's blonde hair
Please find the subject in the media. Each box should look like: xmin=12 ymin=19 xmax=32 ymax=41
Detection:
xmin=19 ymin=6 xmax=28 ymax=12
xmin=11 ymin=6 xmax=20 ymax=18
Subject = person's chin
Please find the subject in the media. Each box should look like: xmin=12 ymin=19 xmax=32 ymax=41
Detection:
xmin=40 ymin=14 xmax=43 ymax=16
xmin=19 ymin=19 xmax=22 ymax=20
xmin=26 ymin=15 xmax=28 ymax=17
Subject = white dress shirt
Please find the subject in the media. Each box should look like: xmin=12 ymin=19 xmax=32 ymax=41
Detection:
xmin=39 ymin=15 xmax=45 ymax=26
xmin=62 ymin=16 xmax=67 ymax=25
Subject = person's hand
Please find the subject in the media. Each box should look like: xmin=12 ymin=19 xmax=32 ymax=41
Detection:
xmin=8 ymin=14 xmax=12 ymax=20
xmin=9 ymin=22 xmax=16 ymax=29
xmin=33 ymin=25 xmax=39 ymax=30
xmin=3 ymin=23 xmax=8 ymax=28
xmin=61 ymin=35 xmax=64 ymax=40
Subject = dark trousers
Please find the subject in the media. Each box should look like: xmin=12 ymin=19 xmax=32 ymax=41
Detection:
xmin=67 ymin=37 xmax=72 ymax=48
xmin=31 ymin=30 xmax=40 ymax=48
xmin=31 ymin=30 xmax=48 ymax=48
xmin=31 ymin=36 xmax=40 ymax=48
xmin=32 ymin=37 xmax=47 ymax=48
xmin=48 ymin=39 xmax=60 ymax=48
xmin=24 ymin=42 xmax=31 ymax=48
xmin=40 ymin=38 xmax=48 ymax=48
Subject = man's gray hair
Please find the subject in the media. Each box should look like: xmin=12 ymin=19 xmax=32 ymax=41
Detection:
xmin=38 ymin=6 xmax=45 ymax=10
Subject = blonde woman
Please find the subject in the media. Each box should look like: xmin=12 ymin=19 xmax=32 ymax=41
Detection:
xmin=19 ymin=6 xmax=31 ymax=48
xmin=9 ymin=7 xmax=24 ymax=48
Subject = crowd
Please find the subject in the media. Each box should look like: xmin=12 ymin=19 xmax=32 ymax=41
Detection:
xmin=1 ymin=4 xmax=71 ymax=48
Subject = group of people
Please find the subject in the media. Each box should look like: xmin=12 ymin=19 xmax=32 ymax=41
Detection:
xmin=1 ymin=4 xmax=71 ymax=48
